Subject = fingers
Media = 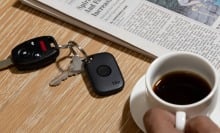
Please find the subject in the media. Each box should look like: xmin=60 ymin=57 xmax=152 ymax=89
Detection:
xmin=143 ymin=108 xmax=181 ymax=133
xmin=185 ymin=116 xmax=220 ymax=133
xmin=143 ymin=108 xmax=220 ymax=133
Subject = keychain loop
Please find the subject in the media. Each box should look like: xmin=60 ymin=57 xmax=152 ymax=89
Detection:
xmin=58 ymin=42 xmax=77 ymax=55
xmin=58 ymin=41 xmax=90 ymax=62
xmin=67 ymin=41 xmax=90 ymax=62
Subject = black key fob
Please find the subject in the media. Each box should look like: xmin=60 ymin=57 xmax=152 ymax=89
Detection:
xmin=11 ymin=36 xmax=59 ymax=70
xmin=84 ymin=52 xmax=124 ymax=96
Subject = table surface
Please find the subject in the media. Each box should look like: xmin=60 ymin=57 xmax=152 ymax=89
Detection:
xmin=0 ymin=1 xmax=152 ymax=132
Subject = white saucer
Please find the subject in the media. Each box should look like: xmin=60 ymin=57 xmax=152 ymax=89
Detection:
xmin=129 ymin=75 xmax=220 ymax=132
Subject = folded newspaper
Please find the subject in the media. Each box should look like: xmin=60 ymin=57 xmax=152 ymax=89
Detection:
xmin=20 ymin=0 xmax=220 ymax=72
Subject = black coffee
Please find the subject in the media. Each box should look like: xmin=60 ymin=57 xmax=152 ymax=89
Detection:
xmin=153 ymin=71 xmax=211 ymax=105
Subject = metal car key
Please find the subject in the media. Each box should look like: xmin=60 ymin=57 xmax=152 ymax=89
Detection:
xmin=0 ymin=36 xmax=60 ymax=70
xmin=84 ymin=52 xmax=124 ymax=96
xmin=49 ymin=55 xmax=84 ymax=86
xmin=67 ymin=55 xmax=84 ymax=76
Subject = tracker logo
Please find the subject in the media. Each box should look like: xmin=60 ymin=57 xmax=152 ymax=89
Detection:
xmin=112 ymin=81 xmax=120 ymax=85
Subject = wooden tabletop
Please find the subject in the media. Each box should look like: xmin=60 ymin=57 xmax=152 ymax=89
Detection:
xmin=0 ymin=1 xmax=152 ymax=132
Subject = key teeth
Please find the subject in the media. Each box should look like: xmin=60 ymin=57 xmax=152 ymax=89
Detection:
xmin=68 ymin=71 xmax=82 ymax=77
xmin=49 ymin=70 xmax=82 ymax=87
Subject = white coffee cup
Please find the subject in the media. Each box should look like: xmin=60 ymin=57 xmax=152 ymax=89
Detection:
xmin=145 ymin=52 xmax=219 ymax=131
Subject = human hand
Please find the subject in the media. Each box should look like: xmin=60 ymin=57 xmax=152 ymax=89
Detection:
xmin=143 ymin=108 xmax=181 ymax=133
xmin=143 ymin=108 xmax=220 ymax=133
xmin=185 ymin=116 xmax=220 ymax=133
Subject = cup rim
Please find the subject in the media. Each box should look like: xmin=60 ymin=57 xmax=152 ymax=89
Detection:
xmin=145 ymin=51 xmax=219 ymax=109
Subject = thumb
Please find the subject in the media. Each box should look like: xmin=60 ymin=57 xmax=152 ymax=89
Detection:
xmin=143 ymin=108 xmax=181 ymax=133
xmin=185 ymin=116 xmax=220 ymax=133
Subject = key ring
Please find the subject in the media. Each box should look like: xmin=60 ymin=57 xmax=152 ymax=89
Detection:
xmin=67 ymin=41 xmax=90 ymax=63
xmin=58 ymin=42 xmax=77 ymax=55
xmin=56 ymin=42 xmax=79 ymax=72
xmin=57 ymin=41 xmax=90 ymax=72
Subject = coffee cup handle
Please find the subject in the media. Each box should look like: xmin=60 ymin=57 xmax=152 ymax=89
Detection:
xmin=176 ymin=111 xmax=186 ymax=131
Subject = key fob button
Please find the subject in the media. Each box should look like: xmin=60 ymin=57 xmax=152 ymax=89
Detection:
xmin=96 ymin=65 xmax=112 ymax=77
xmin=18 ymin=49 xmax=31 ymax=58
xmin=32 ymin=51 xmax=42 ymax=58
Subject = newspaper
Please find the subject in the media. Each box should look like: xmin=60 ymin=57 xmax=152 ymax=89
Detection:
xmin=20 ymin=0 xmax=220 ymax=72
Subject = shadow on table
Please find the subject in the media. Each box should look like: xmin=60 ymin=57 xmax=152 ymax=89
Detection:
xmin=120 ymin=97 xmax=143 ymax=133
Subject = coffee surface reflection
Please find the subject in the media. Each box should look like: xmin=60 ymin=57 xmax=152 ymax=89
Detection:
xmin=153 ymin=71 xmax=211 ymax=105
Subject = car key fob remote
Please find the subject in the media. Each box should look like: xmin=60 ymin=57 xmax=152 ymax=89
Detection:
xmin=84 ymin=52 xmax=124 ymax=96
xmin=11 ymin=36 xmax=59 ymax=70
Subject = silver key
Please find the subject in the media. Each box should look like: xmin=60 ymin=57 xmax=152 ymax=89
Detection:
xmin=49 ymin=55 xmax=84 ymax=86
xmin=49 ymin=41 xmax=87 ymax=86
xmin=49 ymin=71 xmax=69 ymax=86
xmin=68 ymin=55 xmax=84 ymax=76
